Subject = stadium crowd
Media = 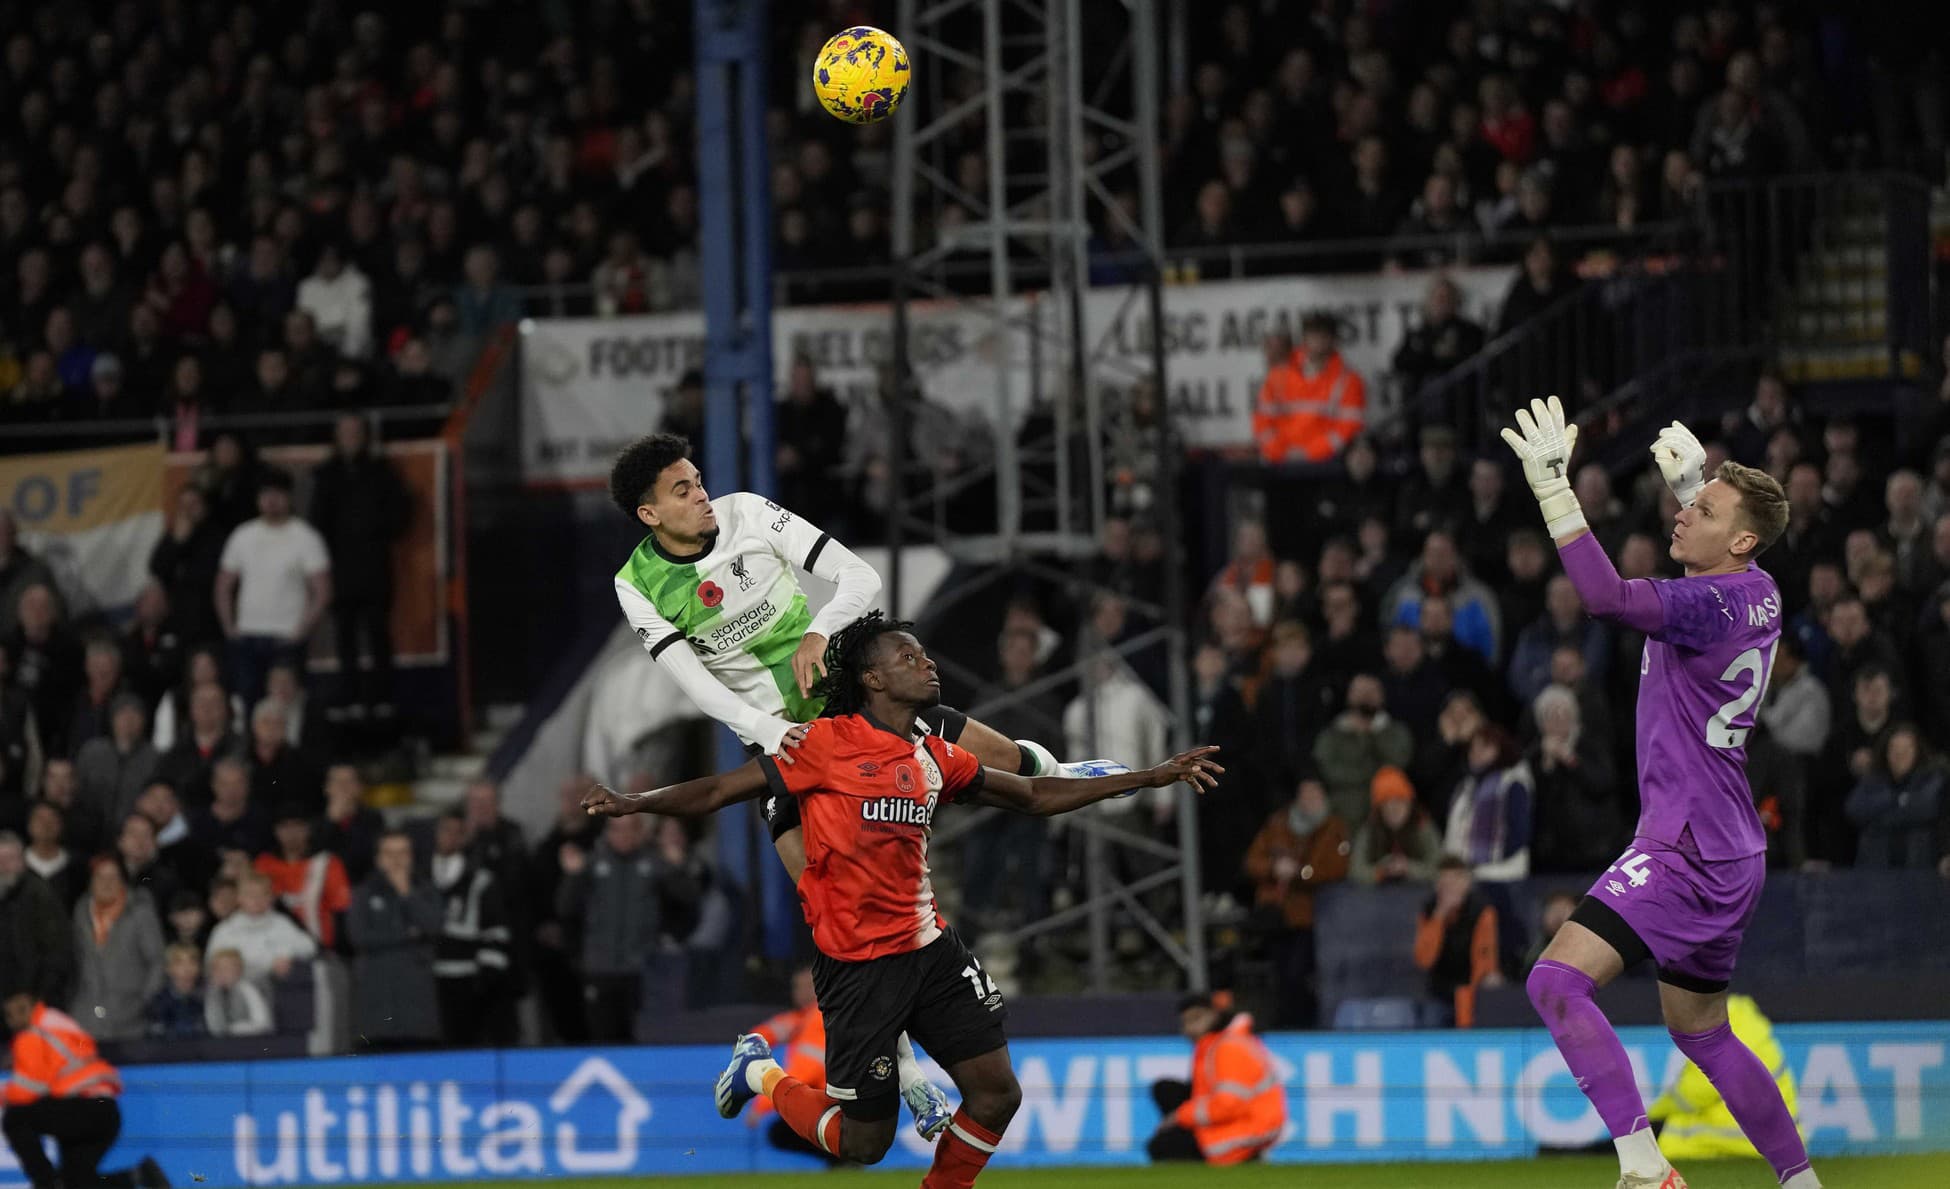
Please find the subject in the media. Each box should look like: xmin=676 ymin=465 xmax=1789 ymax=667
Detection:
xmin=1 ymin=0 xmax=1948 ymax=1055
xmin=1046 ymin=362 xmax=1950 ymax=1025
xmin=0 ymin=0 xmax=1933 ymax=427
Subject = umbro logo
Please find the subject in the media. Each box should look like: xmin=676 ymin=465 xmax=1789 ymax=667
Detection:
xmin=1605 ymin=880 xmax=1627 ymax=897
xmin=857 ymin=762 xmax=881 ymax=778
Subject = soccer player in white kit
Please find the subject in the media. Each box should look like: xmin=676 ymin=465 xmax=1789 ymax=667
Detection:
xmin=607 ymin=432 xmax=1121 ymax=1140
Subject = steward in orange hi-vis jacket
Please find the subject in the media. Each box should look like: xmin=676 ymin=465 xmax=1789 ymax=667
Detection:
xmin=1148 ymin=992 xmax=1287 ymax=1165
xmin=1252 ymin=314 xmax=1367 ymax=464
xmin=2 ymin=992 xmax=168 ymax=1189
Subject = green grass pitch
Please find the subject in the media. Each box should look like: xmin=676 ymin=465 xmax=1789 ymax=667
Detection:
xmin=406 ymin=1152 xmax=1948 ymax=1188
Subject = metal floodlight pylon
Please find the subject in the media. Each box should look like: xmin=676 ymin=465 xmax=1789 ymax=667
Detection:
xmin=890 ymin=0 xmax=1205 ymax=992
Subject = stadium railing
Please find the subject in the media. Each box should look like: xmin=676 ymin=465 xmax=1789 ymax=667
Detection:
xmin=1388 ymin=172 xmax=1934 ymax=460
xmin=0 ymin=403 xmax=455 ymax=456
xmin=509 ymin=220 xmax=1695 ymax=313
xmin=1313 ymin=868 xmax=1950 ymax=1031
xmin=1698 ymin=171 xmax=1933 ymax=380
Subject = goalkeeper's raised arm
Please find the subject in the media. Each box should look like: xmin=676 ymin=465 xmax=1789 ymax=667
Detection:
xmin=1501 ymin=398 xmax=1787 ymax=637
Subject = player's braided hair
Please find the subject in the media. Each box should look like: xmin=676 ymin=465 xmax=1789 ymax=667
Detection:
xmin=813 ymin=611 xmax=916 ymax=717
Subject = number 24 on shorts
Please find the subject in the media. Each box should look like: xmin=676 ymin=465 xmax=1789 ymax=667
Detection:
xmin=1605 ymin=849 xmax=1655 ymax=897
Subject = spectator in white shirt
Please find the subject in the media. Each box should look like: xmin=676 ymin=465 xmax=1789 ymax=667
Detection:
xmin=215 ymin=470 xmax=331 ymax=707
xmin=203 ymin=870 xmax=317 ymax=989
xmin=1063 ymin=651 xmax=1169 ymax=821
xmin=295 ymin=243 xmax=373 ymax=359
xmin=1759 ymin=633 xmax=1831 ymax=760
xmin=203 ymin=946 xmax=274 ymax=1036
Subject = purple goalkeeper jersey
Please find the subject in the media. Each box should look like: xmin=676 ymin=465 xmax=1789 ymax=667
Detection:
xmin=1635 ymin=568 xmax=1780 ymax=858
xmin=1560 ymin=535 xmax=1780 ymax=861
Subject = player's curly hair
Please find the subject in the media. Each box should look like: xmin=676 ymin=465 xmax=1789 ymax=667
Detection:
xmin=608 ymin=433 xmax=692 ymax=521
xmin=813 ymin=611 xmax=916 ymax=717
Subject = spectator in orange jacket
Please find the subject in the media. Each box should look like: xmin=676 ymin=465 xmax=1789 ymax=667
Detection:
xmin=254 ymin=810 xmax=352 ymax=947
xmin=1149 ymin=992 xmax=1288 ymax=1164
xmin=747 ymin=967 xmax=839 ymax=1162
xmin=1413 ymin=856 xmax=1504 ymax=1027
xmin=1252 ymin=314 xmax=1368 ymax=464
xmin=2 ymin=991 xmax=167 ymax=1189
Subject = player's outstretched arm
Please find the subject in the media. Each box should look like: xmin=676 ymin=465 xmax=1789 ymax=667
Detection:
xmin=974 ymin=746 xmax=1222 ymax=817
xmin=581 ymin=760 xmax=769 ymax=819
xmin=1499 ymin=394 xmax=1588 ymax=546
xmin=953 ymin=715 xmax=1125 ymax=779
xmin=1502 ymin=396 xmax=1667 ymax=635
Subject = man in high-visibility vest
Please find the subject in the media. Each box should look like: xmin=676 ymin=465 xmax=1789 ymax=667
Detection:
xmin=2 ymin=992 xmax=167 ymax=1189
xmin=1650 ymin=995 xmax=1805 ymax=1162
xmin=1252 ymin=314 xmax=1368 ymax=464
xmin=1148 ymin=992 xmax=1287 ymax=1164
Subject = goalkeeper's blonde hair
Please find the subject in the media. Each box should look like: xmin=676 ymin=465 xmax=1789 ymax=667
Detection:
xmin=1716 ymin=461 xmax=1789 ymax=556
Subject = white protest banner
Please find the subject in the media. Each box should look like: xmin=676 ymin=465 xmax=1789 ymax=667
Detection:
xmin=517 ymin=298 xmax=1031 ymax=487
xmin=1082 ymin=265 xmax=1512 ymax=447
xmin=518 ymin=265 xmax=1511 ymax=484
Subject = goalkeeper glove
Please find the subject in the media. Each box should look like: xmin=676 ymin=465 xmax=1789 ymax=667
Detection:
xmin=1499 ymin=394 xmax=1587 ymax=539
xmin=1651 ymin=420 xmax=1707 ymax=508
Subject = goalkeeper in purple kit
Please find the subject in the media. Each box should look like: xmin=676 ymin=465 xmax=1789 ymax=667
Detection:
xmin=1502 ymin=397 xmax=1817 ymax=1189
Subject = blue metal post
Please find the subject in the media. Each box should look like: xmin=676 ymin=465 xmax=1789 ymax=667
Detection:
xmin=695 ymin=0 xmax=792 ymax=960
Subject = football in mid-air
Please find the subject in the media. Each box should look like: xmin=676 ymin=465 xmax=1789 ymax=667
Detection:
xmin=812 ymin=26 xmax=910 ymax=124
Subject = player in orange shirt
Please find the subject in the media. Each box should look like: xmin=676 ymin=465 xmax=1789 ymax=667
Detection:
xmin=583 ymin=612 xmax=1221 ymax=1188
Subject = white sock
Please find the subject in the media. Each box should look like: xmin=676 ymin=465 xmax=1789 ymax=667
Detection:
xmin=896 ymin=1032 xmax=924 ymax=1092
xmin=1782 ymin=1170 xmax=1821 ymax=1189
xmin=1613 ymin=1127 xmax=1667 ymax=1178
xmin=744 ymin=1056 xmax=781 ymax=1096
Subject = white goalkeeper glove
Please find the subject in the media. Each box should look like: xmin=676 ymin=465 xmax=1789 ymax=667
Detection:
xmin=1650 ymin=420 xmax=1707 ymax=508
xmin=1499 ymin=394 xmax=1587 ymax=539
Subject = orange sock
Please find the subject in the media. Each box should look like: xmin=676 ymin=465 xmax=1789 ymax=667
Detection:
xmin=921 ymin=1109 xmax=1003 ymax=1188
xmin=763 ymin=1069 xmax=844 ymax=1156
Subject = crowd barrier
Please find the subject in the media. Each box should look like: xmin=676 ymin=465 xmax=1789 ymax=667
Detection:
xmin=5 ymin=1023 xmax=1945 ymax=1185
xmin=1316 ymin=872 xmax=1950 ymax=1027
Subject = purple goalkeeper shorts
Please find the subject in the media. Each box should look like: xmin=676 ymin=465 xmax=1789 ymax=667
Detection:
xmin=1585 ymin=838 xmax=1768 ymax=989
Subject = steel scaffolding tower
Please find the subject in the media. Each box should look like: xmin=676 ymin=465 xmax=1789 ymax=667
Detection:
xmin=890 ymin=0 xmax=1205 ymax=991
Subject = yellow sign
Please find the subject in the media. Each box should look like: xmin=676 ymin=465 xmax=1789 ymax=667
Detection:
xmin=0 ymin=442 xmax=164 ymax=534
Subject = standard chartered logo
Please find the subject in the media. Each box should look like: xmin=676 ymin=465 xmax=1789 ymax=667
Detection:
xmin=708 ymin=599 xmax=778 ymax=649
xmin=231 ymin=1057 xmax=651 ymax=1183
